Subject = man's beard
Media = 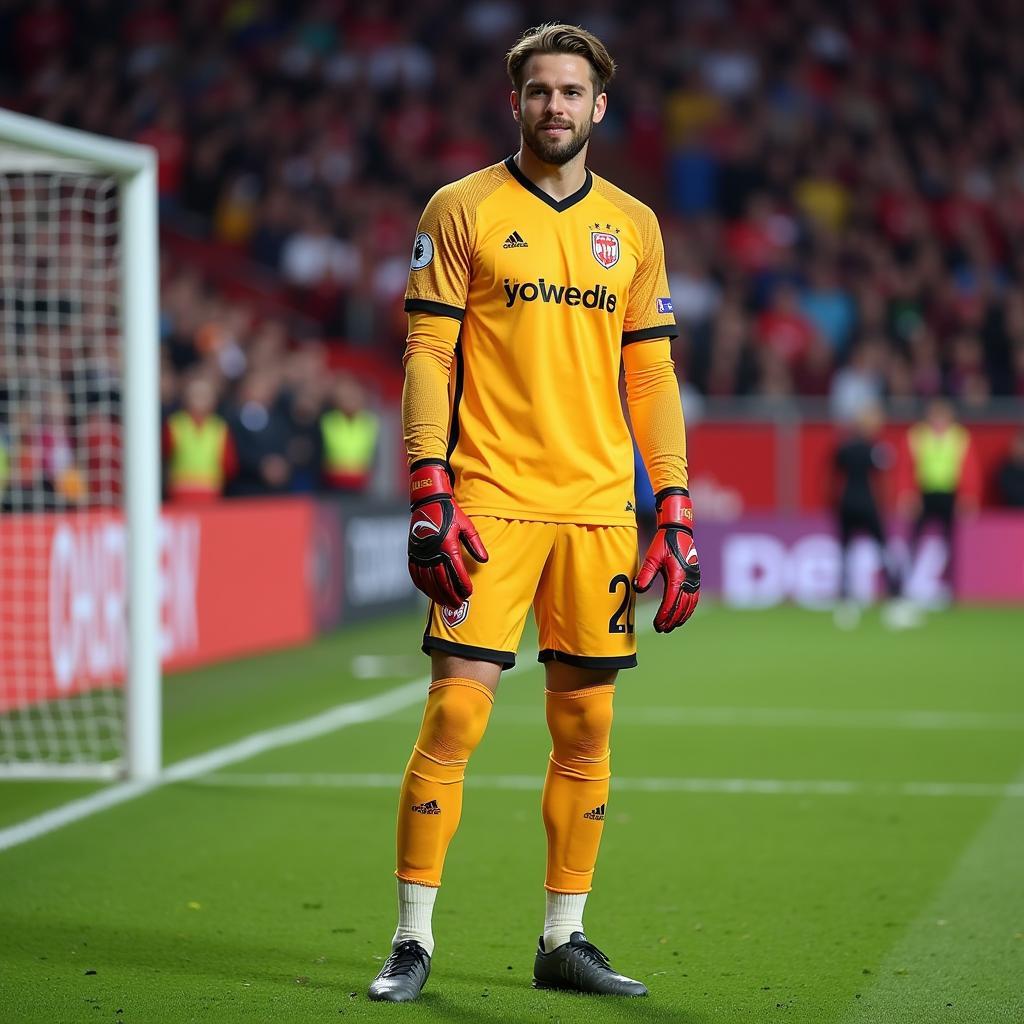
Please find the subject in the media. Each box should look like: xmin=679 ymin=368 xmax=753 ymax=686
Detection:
xmin=521 ymin=113 xmax=593 ymax=166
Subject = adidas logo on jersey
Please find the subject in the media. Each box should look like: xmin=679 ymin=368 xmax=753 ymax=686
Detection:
xmin=583 ymin=803 xmax=606 ymax=820
xmin=411 ymin=799 xmax=441 ymax=815
xmin=503 ymin=230 xmax=529 ymax=248
xmin=503 ymin=278 xmax=618 ymax=312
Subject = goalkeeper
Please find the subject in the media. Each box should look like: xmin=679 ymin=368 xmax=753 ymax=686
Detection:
xmin=368 ymin=22 xmax=700 ymax=1004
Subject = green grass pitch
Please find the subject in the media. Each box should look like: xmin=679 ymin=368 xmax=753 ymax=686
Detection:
xmin=1 ymin=603 xmax=1022 ymax=1023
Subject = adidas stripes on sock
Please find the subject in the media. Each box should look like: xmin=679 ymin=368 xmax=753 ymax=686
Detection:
xmin=541 ymin=685 xmax=614 ymax=894
xmin=395 ymin=677 xmax=494 ymax=888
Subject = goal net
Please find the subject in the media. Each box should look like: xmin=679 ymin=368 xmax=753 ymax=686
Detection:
xmin=0 ymin=111 xmax=160 ymax=780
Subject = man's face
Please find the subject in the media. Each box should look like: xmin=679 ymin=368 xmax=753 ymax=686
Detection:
xmin=512 ymin=53 xmax=606 ymax=166
xmin=927 ymin=400 xmax=954 ymax=430
xmin=185 ymin=378 xmax=216 ymax=417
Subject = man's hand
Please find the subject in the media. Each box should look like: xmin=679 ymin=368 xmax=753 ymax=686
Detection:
xmin=408 ymin=460 xmax=488 ymax=609
xmin=634 ymin=487 xmax=700 ymax=632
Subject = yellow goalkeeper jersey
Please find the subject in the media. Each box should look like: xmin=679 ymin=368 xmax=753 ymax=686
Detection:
xmin=405 ymin=156 xmax=678 ymax=526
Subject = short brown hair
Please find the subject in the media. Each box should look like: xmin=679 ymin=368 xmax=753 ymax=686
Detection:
xmin=506 ymin=23 xmax=616 ymax=97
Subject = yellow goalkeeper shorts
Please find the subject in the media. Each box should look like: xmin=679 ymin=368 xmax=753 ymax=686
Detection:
xmin=422 ymin=517 xmax=639 ymax=670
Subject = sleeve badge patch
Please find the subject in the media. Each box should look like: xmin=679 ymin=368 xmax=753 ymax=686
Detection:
xmin=410 ymin=232 xmax=434 ymax=270
xmin=656 ymin=297 xmax=674 ymax=314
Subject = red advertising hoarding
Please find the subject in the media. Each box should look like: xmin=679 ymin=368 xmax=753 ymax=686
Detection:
xmin=798 ymin=422 xmax=1018 ymax=512
xmin=0 ymin=499 xmax=315 ymax=712
xmin=688 ymin=421 xmax=1018 ymax=517
xmin=687 ymin=423 xmax=778 ymax=516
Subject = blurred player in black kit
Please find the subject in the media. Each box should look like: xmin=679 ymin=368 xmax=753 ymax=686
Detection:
xmin=832 ymin=404 xmax=906 ymax=628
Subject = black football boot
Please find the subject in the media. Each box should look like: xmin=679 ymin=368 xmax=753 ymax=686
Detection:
xmin=367 ymin=939 xmax=431 ymax=1002
xmin=533 ymin=931 xmax=648 ymax=996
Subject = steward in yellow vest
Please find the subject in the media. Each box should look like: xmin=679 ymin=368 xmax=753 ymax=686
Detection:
xmin=901 ymin=399 xmax=979 ymax=503
xmin=321 ymin=374 xmax=379 ymax=492
xmin=898 ymin=399 xmax=979 ymax=581
xmin=163 ymin=376 xmax=235 ymax=502
xmin=908 ymin=420 xmax=969 ymax=494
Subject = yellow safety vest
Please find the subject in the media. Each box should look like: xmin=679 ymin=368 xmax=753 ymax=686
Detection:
xmin=908 ymin=423 xmax=968 ymax=493
xmin=0 ymin=442 xmax=8 ymax=491
xmin=321 ymin=410 xmax=379 ymax=476
xmin=168 ymin=411 xmax=227 ymax=492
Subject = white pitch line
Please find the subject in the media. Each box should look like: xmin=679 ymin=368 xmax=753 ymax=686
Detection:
xmin=350 ymin=654 xmax=423 ymax=680
xmin=189 ymin=771 xmax=1024 ymax=800
xmin=0 ymin=674 xmax=434 ymax=853
xmin=615 ymin=707 xmax=1024 ymax=731
xmin=477 ymin=706 xmax=1024 ymax=731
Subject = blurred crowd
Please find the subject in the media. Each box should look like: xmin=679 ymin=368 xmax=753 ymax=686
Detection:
xmin=2 ymin=0 xmax=1024 ymax=502
xmin=0 ymin=307 xmax=381 ymax=509
xmin=159 ymin=281 xmax=381 ymax=501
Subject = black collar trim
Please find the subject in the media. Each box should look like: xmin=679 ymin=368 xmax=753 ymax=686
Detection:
xmin=503 ymin=155 xmax=593 ymax=212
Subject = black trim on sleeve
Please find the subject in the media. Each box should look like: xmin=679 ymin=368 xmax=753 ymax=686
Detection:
xmin=422 ymin=636 xmax=517 ymax=669
xmin=405 ymin=298 xmax=466 ymax=321
xmin=538 ymin=649 xmax=638 ymax=671
xmin=622 ymin=325 xmax=679 ymax=345
xmin=504 ymin=155 xmax=593 ymax=213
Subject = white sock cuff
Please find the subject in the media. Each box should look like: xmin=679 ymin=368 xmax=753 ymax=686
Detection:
xmin=393 ymin=881 xmax=437 ymax=956
xmin=398 ymin=880 xmax=438 ymax=905
xmin=543 ymin=890 xmax=588 ymax=951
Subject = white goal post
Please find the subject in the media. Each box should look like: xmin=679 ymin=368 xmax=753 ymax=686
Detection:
xmin=0 ymin=108 xmax=160 ymax=780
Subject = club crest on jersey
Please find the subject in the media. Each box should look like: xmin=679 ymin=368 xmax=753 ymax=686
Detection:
xmin=591 ymin=230 xmax=620 ymax=269
xmin=441 ymin=599 xmax=470 ymax=628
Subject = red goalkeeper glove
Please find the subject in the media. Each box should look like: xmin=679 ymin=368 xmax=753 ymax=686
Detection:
xmin=634 ymin=487 xmax=700 ymax=632
xmin=408 ymin=460 xmax=488 ymax=610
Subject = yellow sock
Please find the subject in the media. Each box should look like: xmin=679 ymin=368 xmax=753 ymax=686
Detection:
xmin=395 ymin=677 xmax=494 ymax=887
xmin=542 ymin=685 xmax=614 ymax=893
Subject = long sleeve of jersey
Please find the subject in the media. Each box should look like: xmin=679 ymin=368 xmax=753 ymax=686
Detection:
xmin=623 ymin=338 xmax=689 ymax=493
xmin=402 ymin=311 xmax=460 ymax=466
